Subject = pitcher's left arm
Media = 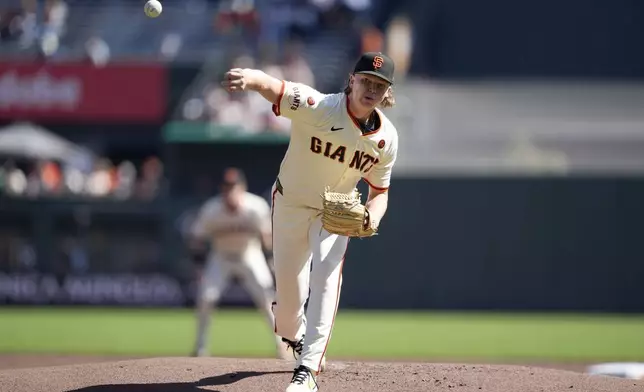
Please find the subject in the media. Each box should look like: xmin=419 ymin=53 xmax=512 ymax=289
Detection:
xmin=363 ymin=130 xmax=398 ymax=230
xmin=365 ymin=188 xmax=389 ymax=229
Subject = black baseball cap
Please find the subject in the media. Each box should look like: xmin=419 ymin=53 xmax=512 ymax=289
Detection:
xmin=353 ymin=52 xmax=395 ymax=85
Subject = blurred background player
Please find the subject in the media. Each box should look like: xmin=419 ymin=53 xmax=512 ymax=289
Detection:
xmin=187 ymin=167 xmax=287 ymax=359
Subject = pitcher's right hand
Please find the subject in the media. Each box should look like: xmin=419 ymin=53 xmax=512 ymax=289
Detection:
xmin=222 ymin=68 xmax=252 ymax=92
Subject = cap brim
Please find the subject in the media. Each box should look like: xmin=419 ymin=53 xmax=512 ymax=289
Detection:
xmin=355 ymin=71 xmax=393 ymax=84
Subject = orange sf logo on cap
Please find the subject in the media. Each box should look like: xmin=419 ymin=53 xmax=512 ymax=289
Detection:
xmin=373 ymin=55 xmax=384 ymax=69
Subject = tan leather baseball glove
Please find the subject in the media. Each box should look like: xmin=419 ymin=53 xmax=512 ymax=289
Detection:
xmin=321 ymin=188 xmax=377 ymax=238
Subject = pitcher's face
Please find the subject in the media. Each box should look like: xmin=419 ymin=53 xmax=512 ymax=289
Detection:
xmin=349 ymin=73 xmax=390 ymax=111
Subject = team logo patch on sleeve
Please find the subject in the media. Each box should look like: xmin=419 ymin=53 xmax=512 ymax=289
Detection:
xmin=378 ymin=139 xmax=386 ymax=149
xmin=307 ymin=96 xmax=315 ymax=106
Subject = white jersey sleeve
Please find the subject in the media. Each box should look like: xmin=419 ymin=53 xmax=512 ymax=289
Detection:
xmin=364 ymin=129 xmax=399 ymax=191
xmin=272 ymin=81 xmax=333 ymax=126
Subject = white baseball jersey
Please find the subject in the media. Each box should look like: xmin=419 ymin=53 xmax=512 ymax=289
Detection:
xmin=272 ymin=81 xmax=399 ymax=209
xmin=190 ymin=192 xmax=271 ymax=259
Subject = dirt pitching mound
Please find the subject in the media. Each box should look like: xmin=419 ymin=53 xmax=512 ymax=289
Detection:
xmin=0 ymin=357 xmax=642 ymax=392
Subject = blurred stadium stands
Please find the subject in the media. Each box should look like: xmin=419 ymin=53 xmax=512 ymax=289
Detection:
xmin=0 ymin=0 xmax=371 ymax=91
xmin=0 ymin=0 xmax=381 ymax=200
xmin=0 ymin=0 xmax=382 ymax=136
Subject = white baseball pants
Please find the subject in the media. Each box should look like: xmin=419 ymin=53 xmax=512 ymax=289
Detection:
xmin=194 ymin=251 xmax=281 ymax=355
xmin=198 ymin=251 xmax=274 ymax=304
xmin=270 ymin=184 xmax=348 ymax=373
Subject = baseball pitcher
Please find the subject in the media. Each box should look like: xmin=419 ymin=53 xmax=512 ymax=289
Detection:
xmin=189 ymin=167 xmax=287 ymax=359
xmin=222 ymin=52 xmax=399 ymax=392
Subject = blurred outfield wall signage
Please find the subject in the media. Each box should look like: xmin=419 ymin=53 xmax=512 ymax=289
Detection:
xmin=0 ymin=62 xmax=167 ymax=123
xmin=0 ymin=273 xmax=185 ymax=306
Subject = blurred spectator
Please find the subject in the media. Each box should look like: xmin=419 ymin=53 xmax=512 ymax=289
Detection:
xmin=85 ymin=158 xmax=114 ymax=198
xmin=361 ymin=24 xmax=384 ymax=53
xmin=384 ymin=15 xmax=412 ymax=80
xmin=42 ymin=0 xmax=68 ymax=37
xmin=231 ymin=53 xmax=256 ymax=69
xmin=182 ymin=97 xmax=207 ymax=121
xmin=136 ymin=156 xmax=164 ymax=200
xmin=0 ymin=9 xmax=25 ymax=43
xmin=25 ymin=162 xmax=42 ymax=198
xmin=83 ymin=35 xmax=110 ymax=67
xmin=63 ymin=164 xmax=85 ymax=196
xmin=314 ymin=0 xmax=356 ymax=30
xmin=40 ymin=160 xmax=62 ymax=195
xmin=215 ymin=0 xmax=261 ymax=56
xmin=113 ymin=160 xmax=137 ymax=200
xmin=281 ymin=39 xmax=315 ymax=88
xmin=159 ymin=33 xmax=183 ymax=61
xmin=2 ymin=160 xmax=27 ymax=196
xmin=215 ymin=0 xmax=259 ymax=35
xmin=257 ymin=64 xmax=291 ymax=134
xmin=205 ymin=86 xmax=251 ymax=128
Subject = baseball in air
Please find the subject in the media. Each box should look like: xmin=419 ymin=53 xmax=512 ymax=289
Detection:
xmin=144 ymin=0 xmax=162 ymax=18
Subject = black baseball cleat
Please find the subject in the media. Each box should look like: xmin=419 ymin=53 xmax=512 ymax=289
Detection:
xmin=281 ymin=336 xmax=326 ymax=372
xmin=282 ymin=336 xmax=304 ymax=358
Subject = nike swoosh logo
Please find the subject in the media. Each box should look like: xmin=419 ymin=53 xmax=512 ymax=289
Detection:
xmin=331 ymin=126 xmax=343 ymax=131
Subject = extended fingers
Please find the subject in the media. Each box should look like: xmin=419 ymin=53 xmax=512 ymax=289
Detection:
xmin=223 ymin=68 xmax=243 ymax=80
xmin=221 ymin=79 xmax=243 ymax=91
xmin=221 ymin=82 xmax=245 ymax=92
xmin=221 ymin=69 xmax=245 ymax=91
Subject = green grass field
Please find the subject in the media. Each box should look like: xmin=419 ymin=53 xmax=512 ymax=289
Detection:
xmin=1 ymin=307 xmax=644 ymax=363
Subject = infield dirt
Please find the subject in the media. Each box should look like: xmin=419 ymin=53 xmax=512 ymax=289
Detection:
xmin=0 ymin=356 xmax=642 ymax=392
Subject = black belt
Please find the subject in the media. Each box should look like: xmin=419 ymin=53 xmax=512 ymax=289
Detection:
xmin=276 ymin=177 xmax=284 ymax=195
